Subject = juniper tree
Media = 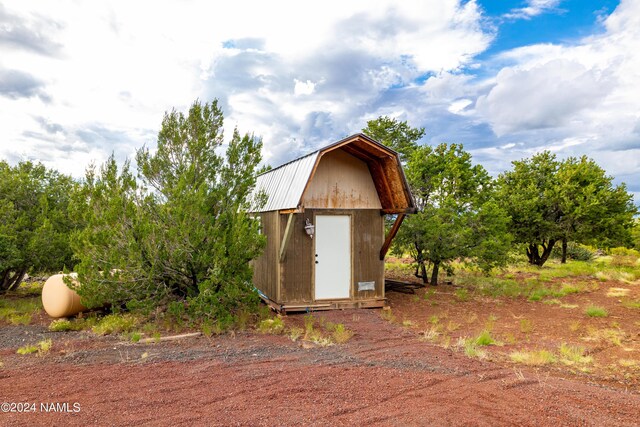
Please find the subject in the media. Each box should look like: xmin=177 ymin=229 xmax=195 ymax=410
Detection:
xmin=71 ymin=100 xmax=265 ymax=320
xmin=0 ymin=161 xmax=76 ymax=293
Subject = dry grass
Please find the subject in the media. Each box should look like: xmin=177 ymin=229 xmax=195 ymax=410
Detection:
xmin=606 ymin=287 xmax=630 ymax=297
xmin=510 ymin=349 xmax=556 ymax=366
xmin=558 ymin=343 xmax=593 ymax=366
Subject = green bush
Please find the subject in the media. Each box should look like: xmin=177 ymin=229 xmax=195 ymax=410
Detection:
xmin=0 ymin=161 xmax=77 ymax=294
xmin=70 ymin=99 xmax=266 ymax=324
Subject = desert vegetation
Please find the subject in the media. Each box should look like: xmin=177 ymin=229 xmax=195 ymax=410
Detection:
xmin=0 ymin=109 xmax=638 ymax=345
xmin=385 ymin=247 xmax=640 ymax=384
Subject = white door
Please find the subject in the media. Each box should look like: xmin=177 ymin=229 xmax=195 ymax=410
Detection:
xmin=315 ymin=215 xmax=351 ymax=300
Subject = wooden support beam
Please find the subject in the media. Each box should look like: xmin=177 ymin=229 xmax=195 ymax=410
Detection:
xmin=279 ymin=213 xmax=295 ymax=262
xmin=379 ymin=213 xmax=405 ymax=260
xmin=279 ymin=207 xmax=304 ymax=214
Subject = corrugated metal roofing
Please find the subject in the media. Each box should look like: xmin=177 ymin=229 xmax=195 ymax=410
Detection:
xmin=250 ymin=151 xmax=319 ymax=212
xmin=249 ymin=133 xmax=417 ymax=214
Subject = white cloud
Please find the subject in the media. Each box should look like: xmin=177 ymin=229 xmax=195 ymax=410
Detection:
xmin=0 ymin=0 xmax=638 ymax=209
xmin=448 ymin=98 xmax=473 ymax=115
xmin=476 ymin=59 xmax=612 ymax=135
xmin=475 ymin=0 xmax=640 ymax=160
xmin=0 ymin=0 xmax=492 ymax=175
xmin=294 ymin=79 xmax=316 ymax=96
xmin=503 ymin=0 xmax=562 ymax=20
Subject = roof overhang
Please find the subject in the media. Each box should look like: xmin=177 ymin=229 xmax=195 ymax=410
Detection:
xmin=250 ymin=133 xmax=416 ymax=214
xmin=310 ymin=134 xmax=416 ymax=214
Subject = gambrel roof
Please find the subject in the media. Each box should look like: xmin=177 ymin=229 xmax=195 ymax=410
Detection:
xmin=250 ymin=133 xmax=416 ymax=214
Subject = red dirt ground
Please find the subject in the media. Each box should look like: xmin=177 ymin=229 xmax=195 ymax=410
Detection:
xmin=385 ymin=262 xmax=640 ymax=389
xmin=1 ymin=308 xmax=639 ymax=426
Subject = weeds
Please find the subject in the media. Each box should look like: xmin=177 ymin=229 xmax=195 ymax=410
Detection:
xmin=510 ymin=349 xmax=556 ymax=365
xmin=49 ymin=319 xmax=86 ymax=332
xmin=558 ymin=343 xmax=593 ymax=366
xmin=446 ymin=320 xmax=461 ymax=332
xmin=423 ymin=289 xmax=436 ymax=301
xmin=621 ymin=299 xmax=640 ymax=309
xmin=454 ymin=288 xmax=470 ymax=302
xmin=569 ymin=321 xmax=582 ymax=332
xmin=583 ymin=327 xmax=625 ymax=346
xmin=584 ymin=305 xmax=608 ymax=318
xmin=17 ymin=339 xmax=52 ymax=356
xmin=258 ymin=317 xmax=285 ymax=334
xmin=519 ymin=319 xmax=533 ymax=334
xmin=288 ymin=326 xmax=303 ymax=342
xmin=380 ymin=308 xmax=395 ymax=322
xmin=419 ymin=326 xmax=440 ymax=342
xmin=0 ymin=296 xmax=41 ymax=325
xmin=485 ymin=314 xmax=498 ymax=331
xmin=330 ymin=323 xmax=354 ymax=344
xmin=619 ymin=359 xmax=639 ymax=369
xmin=528 ymin=282 xmax=594 ymax=302
xmin=92 ymin=314 xmax=140 ymax=335
xmin=16 ymin=344 xmax=39 ymax=355
xmin=459 ymin=338 xmax=487 ymax=359
xmin=607 ymin=287 xmax=630 ymax=297
xmin=402 ymin=319 xmax=417 ymax=327
xmin=474 ymin=330 xmax=496 ymax=346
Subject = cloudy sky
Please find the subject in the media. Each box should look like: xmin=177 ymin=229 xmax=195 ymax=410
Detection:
xmin=1 ymin=0 xmax=638 ymax=203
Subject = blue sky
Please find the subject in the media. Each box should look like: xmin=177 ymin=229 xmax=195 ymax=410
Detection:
xmin=1 ymin=0 xmax=639 ymax=203
xmin=479 ymin=0 xmax=618 ymax=54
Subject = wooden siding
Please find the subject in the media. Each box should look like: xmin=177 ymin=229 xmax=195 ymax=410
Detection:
xmin=251 ymin=211 xmax=279 ymax=300
xmin=301 ymin=149 xmax=382 ymax=209
xmin=279 ymin=212 xmax=314 ymax=303
xmin=277 ymin=209 xmax=384 ymax=304
xmin=352 ymin=209 xmax=385 ymax=300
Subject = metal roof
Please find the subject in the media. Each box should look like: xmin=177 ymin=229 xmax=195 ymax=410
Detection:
xmin=249 ymin=133 xmax=416 ymax=213
xmin=250 ymin=151 xmax=319 ymax=212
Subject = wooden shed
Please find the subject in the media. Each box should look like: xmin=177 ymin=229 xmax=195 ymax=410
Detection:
xmin=250 ymin=133 xmax=416 ymax=312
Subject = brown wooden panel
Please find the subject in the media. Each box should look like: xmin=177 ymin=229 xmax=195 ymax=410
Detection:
xmin=352 ymin=210 xmax=385 ymax=299
xmin=302 ymin=149 xmax=382 ymax=209
xmin=275 ymin=209 xmax=384 ymax=304
xmin=367 ymin=160 xmax=393 ymax=209
xmin=251 ymin=211 xmax=279 ymax=300
xmin=279 ymin=212 xmax=313 ymax=303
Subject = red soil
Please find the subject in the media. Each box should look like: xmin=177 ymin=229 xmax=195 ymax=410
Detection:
xmin=1 ymin=308 xmax=639 ymax=426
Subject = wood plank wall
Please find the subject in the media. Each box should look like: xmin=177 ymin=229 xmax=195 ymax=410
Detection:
xmin=279 ymin=212 xmax=313 ymax=303
xmin=352 ymin=209 xmax=385 ymax=299
xmin=251 ymin=211 xmax=279 ymax=300
xmin=278 ymin=209 xmax=384 ymax=304
xmin=302 ymin=149 xmax=382 ymax=209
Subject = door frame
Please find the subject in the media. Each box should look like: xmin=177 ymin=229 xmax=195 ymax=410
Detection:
xmin=312 ymin=211 xmax=354 ymax=301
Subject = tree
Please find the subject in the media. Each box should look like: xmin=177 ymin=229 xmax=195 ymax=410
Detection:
xmin=0 ymin=161 xmax=76 ymax=293
xmin=556 ymin=156 xmax=637 ymax=262
xmin=397 ymin=143 xmax=511 ymax=285
xmin=363 ymin=116 xmax=425 ymax=161
xmin=497 ymin=152 xmax=636 ymax=266
xmin=71 ymin=99 xmax=266 ymax=322
xmin=632 ymin=219 xmax=640 ymax=251
xmin=497 ymin=152 xmax=563 ymax=266
xmin=363 ymin=116 xmax=510 ymax=285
